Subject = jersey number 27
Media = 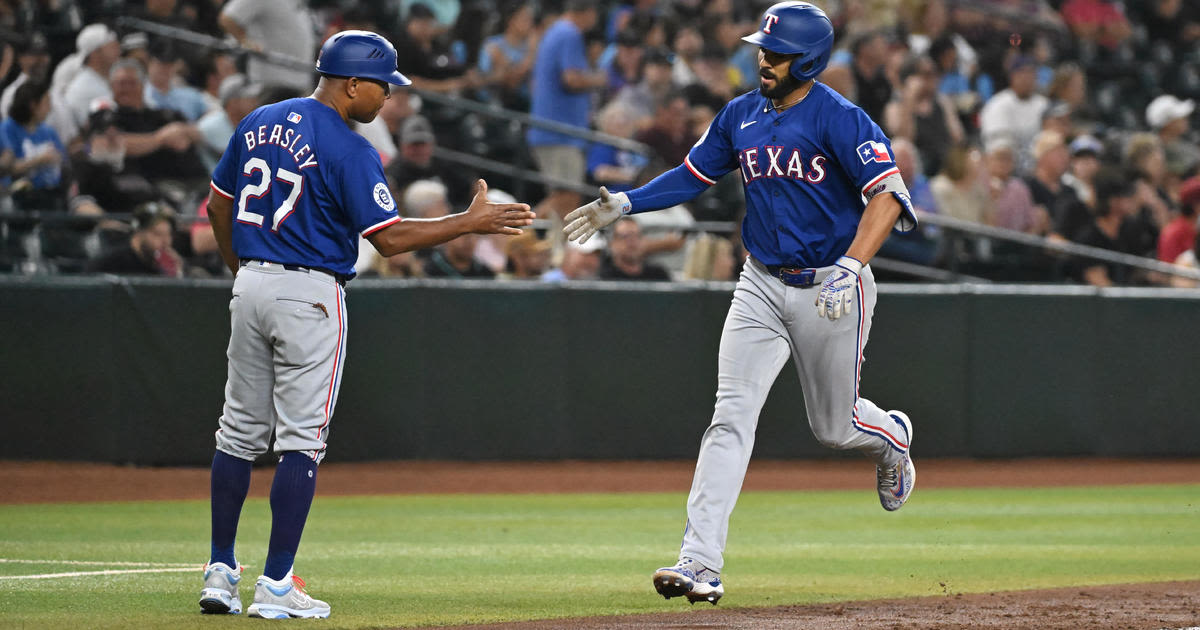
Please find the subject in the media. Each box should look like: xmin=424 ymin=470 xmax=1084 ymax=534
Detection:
xmin=236 ymin=157 xmax=304 ymax=232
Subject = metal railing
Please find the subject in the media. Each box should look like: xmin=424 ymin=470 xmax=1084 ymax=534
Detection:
xmin=74 ymin=17 xmax=1200 ymax=287
xmin=115 ymin=17 xmax=652 ymax=155
xmin=917 ymin=211 xmax=1200 ymax=282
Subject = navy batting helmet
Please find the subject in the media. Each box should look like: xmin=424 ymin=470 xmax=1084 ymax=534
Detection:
xmin=741 ymin=2 xmax=834 ymax=82
xmin=316 ymin=30 xmax=411 ymax=87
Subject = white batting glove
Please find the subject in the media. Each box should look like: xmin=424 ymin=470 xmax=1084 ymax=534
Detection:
xmin=563 ymin=187 xmax=631 ymax=244
xmin=815 ymin=256 xmax=863 ymax=320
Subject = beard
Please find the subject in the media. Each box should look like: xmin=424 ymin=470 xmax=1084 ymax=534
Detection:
xmin=759 ymin=68 xmax=804 ymax=100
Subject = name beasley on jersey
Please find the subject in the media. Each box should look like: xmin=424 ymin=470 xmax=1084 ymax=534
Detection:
xmin=242 ymin=121 xmax=319 ymax=170
xmin=738 ymin=146 xmax=827 ymax=184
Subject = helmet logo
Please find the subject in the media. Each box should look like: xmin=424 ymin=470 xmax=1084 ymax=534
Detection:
xmin=763 ymin=14 xmax=780 ymax=33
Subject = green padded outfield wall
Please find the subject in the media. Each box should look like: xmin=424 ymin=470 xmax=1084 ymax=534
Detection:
xmin=2 ymin=277 xmax=1198 ymax=464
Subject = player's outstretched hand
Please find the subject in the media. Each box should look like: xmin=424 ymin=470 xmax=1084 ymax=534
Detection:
xmin=465 ymin=179 xmax=535 ymax=235
xmin=815 ymin=256 xmax=863 ymax=320
xmin=563 ymin=186 xmax=631 ymax=244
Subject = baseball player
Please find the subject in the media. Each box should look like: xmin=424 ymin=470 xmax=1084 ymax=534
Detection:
xmin=564 ymin=2 xmax=917 ymax=605
xmin=198 ymin=31 xmax=533 ymax=618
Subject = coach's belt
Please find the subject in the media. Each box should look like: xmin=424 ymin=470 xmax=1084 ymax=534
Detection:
xmin=240 ymin=259 xmax=350 ymax=287
xmin=755 ymin=258 xmax=831 ymax=288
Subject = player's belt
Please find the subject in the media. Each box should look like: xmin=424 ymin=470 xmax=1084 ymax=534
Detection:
xmin=754 ymin=257 xmax=831 ymax=288
xmin=240 ymin=259 xmax=350 ymax=287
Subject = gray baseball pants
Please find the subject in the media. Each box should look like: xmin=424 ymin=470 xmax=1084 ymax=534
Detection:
xmin=215 ymin=261 xmax=347 ymax=464
xmin=679 ymin=257 xmax=909 ymax=571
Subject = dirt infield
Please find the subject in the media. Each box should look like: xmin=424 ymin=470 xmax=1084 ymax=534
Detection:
xmin=440 ymin=581 xmax=1200 ymax=630
xmin=2 ymin=458 xmax=1197 ymax=629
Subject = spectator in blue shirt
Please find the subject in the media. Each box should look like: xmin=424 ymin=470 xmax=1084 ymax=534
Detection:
xmin=144 ymin=43 xmax=210 ymax=121
xmin=527 ymin=0 xmax=606 ymax=219
xmin=1 ymin=81 xmax=67 ymax=211
xmin=477 ymin=2 xmax=538 ymax=110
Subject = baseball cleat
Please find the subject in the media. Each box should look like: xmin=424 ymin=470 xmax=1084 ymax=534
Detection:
xmin=198 ymin=561 xmax=242 ymax=614
xmin=877 ymin=411 xmax=915 ymax=511
xmin=246 ymin=572 xmax=330 ymax=619
xmin=652 ymin=557 xmax=723 ymax=605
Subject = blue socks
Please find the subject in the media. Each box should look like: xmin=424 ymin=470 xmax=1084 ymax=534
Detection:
xmin=263 ymin=452 xmax=318 ymax=580
xmin=209 ymin=450 xmax=252 ymax=567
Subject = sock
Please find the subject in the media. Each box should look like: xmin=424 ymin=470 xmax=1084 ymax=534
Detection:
xmin=263 ymin=452 xmax=318 ymax=580
xmin=210 ymin=450 xmax=252 ymax=567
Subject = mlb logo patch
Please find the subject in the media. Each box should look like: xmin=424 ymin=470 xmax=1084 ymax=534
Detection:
xmin=287 ymin=112 xmax=302 ymax=124
xmin=857 ymin=140 xmax=891 ymax=165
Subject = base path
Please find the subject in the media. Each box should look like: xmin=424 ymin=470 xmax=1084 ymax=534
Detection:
xmin=1 ymin=458 xmax=1198 ymax=504
xmin=439 ymin=581 xmax=1200 ymax=630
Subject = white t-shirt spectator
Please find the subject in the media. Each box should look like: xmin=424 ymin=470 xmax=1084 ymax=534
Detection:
xmin=221 ymin=0 xmax=316 ymax=91
xmin=62 ymin=66 xmax=112 ymax=128
xmin=979 ymin=89 xmax=1048 ymax=174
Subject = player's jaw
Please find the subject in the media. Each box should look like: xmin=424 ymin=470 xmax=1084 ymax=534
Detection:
xmin=759 ymin=68 xmax=803 ymax=100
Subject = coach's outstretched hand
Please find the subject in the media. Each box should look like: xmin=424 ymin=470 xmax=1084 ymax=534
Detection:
xmin=466 ymin=179 xmax=535 ymax=235
xmin=564 ymin=186 xmax=631 ymax=244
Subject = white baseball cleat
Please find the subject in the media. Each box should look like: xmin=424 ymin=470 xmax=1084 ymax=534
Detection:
xmin=877 ymin=410 xmax=915 ymax=511
xmin=246 ymin=572 xmax=330 ymax=619
xmin=198 ymin=561 xmax=242 ymax=614
xmin=652 ymin=557 xmax=724 ymax=605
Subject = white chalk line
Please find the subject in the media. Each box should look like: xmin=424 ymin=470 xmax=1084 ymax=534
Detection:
xmin=0 ymin=559 xmax=195 ymax=567
xmin=0 ymin=567 xmax=200 ymax=580
xmin=0 ymin=558 xmax=224 ymax=581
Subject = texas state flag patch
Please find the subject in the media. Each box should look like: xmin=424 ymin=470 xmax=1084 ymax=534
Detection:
xmin=287 ymin=112 xmax=302 ymax=123
xmin=857 ymin=140 xmax=892 ymax=164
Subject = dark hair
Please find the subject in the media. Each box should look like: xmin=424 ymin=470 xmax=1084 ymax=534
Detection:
xmin=563 ymin=0 xmax=594 ymax=12
xmin=407 ymin=2 xmax=435 ymax=20
xmin=851 ymin=30 xmax=885 ymax=57
xmin=928 ymin=34 xmax=956 ymax=64
xmin=899 ymin=54 xmax=935 ymax=82
xmin=132 ymin=201 xmax=176 ymax=232
xmin=1093 ymin=170 xmax=1136 ymax=217
xmin=9 ymin=80 xmax=49 ymax=126
xmin=148 ymin=41 xmax=179 ymax=63
xmin=497 ymin=1 xmax=531 ymax=31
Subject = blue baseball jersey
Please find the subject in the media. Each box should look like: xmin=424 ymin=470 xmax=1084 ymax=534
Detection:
xmin=684 ymin=82 xmax=913 ymax=268
xmin=210 ymin=97 xmax=401 ymax=276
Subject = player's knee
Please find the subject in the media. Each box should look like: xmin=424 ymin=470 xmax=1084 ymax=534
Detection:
xmin=215 ymin=433 xmax=268 ymax=461
xmin=809 ymin=413 xmax=857 ymax=450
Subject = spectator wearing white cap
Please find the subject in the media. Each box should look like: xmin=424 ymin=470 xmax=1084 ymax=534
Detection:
xmin=62 ymin=24 xmax=121 ymax=129
xmin=1063 ymin=135 xmax=1103 ymax=209
xmin=541 ymin=235 xmax=605 ymax=282
xmin=1146 ymin=94 xmax=1200 ymax=178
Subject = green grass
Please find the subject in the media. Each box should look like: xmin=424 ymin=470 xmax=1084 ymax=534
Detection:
xmin=1 ymin=485 xmax=1197 ymax=629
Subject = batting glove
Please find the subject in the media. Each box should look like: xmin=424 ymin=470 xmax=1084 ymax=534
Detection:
xmin=815 ymin=256 xmax=863 ymax=321
xmin=563 ymin=186 xmax=631 ymax=244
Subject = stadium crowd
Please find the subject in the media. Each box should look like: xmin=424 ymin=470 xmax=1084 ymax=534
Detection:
xmin=0 ymin=0 xmax=1198 ymax=286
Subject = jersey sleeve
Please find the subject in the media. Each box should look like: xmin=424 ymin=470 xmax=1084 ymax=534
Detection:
xmin=825 ymin=105 xmax=916 ymax=230
xmin=209 ymin=124 xmax=241 ymax=200
xmin=826 ymin=106 xmax=901 ymax=199
xmin=336 ymin=144 xmax=402 ymax=236
xmin=683 ymin=102 xmax=739 ymax=185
